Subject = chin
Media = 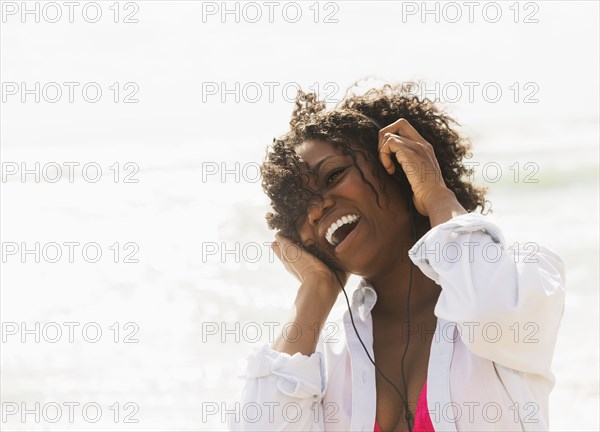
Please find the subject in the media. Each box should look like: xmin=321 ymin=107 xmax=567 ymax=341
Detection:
xmin=338 ymin=253 xmax=375 ymax=278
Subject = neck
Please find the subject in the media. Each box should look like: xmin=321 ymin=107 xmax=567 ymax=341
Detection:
xmin=366 ymin=257 xmax=439 ymax=321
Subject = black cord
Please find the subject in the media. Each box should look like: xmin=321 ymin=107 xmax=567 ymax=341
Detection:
xmin=332 ymin=200 xmax=417 ymax=432
xmin=401 ymin=200 xmax=417 ymax=428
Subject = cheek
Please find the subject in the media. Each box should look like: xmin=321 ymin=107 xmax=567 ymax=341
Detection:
xmin=343 ymin=167 xmax=385 ymax=202
xmin=347 ymin=166 xmax=408 ymax=218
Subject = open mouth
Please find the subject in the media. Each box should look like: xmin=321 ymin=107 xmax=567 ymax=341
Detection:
xmin=325 ymin=214 xmax=361 ymax=248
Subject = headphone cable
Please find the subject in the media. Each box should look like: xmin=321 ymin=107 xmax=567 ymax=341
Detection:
xmin=332 ymin=200 xmax=417 ymax=432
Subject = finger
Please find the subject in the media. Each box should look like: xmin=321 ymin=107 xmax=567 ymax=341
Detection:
xmin=379 ymin=134 xmax=421 ymax=174
xmin=272 ymin=232 xmax=289 ymax=257
xmin=275 ymin=239 xmax=302 ymax=264
xmin=275 ymin=232 xmax=294 ymax=245
xmin=379 ymin=141 xmax=395 ymax=174
xmin=382 ymin=134 xmax=423 ymax=151
xmin=271 ymin=240 xmax=281 ymax=259
xmin=383 ymin=135 xmax=448 ymax=189
xmin=274 ymin=233 xmax=294 ymax=256
xmin=378 ymin=118 xmax=426 ymax=148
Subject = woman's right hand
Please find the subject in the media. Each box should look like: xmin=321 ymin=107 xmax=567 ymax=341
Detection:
xmin=270 ymin=232 xmax=350 ymax=356
xmin=271 ymin=232 xmax=350 ymax=292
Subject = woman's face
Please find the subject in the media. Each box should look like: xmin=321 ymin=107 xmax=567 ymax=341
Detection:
xmin=294 ymin=139 xmax=413 ymax=277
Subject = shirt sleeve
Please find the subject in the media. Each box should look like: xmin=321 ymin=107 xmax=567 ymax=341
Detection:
xmin=228 ymin=343 xmax=327 ymax=431
xmin=408 ymin=213 xmax=566 ymax=381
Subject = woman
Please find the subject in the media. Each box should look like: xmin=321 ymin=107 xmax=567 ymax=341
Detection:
xmin=229 ymin=83 xmax=566 ymax=432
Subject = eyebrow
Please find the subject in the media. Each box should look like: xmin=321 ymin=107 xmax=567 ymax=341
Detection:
xmin=307 ymin=155 xmax=338 ymax=175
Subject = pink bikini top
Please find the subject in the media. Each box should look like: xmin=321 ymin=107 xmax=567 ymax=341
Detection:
xmin=374 ymin=380 xmax=434 ymax=432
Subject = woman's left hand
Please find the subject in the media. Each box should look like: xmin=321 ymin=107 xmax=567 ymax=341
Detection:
xmin=378 ymin=118 xmax=456 ymax=217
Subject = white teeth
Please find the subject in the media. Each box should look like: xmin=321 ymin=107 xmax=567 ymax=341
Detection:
xmin=325 ymin=214 xmax=360 ymax=247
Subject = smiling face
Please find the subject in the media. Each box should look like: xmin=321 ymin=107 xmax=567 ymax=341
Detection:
xmin=294 ymin=139 xmax=414 ymax=278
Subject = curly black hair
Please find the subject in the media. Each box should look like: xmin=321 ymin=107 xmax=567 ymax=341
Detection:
xmin=260 ymin=82 xmax=489 ymax=250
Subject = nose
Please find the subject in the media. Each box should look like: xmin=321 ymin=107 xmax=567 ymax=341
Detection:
xmin=307 ymin=196 xmax=334 ymax=227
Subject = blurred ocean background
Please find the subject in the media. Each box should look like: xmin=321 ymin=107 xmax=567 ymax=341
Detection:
xmin=1 ymin=1 xmax=598 ymax=430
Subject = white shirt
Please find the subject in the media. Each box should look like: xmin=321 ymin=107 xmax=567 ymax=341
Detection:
xmin=228 ymin=213 xmax=566 ymax=431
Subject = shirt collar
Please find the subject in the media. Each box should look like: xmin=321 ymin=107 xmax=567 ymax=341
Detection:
xmin=352 ymin=277 xmax=378 ymax=320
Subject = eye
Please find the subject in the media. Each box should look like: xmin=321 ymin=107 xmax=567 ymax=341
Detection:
xmin=326 ymin=167 xmax=347 ymax=184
